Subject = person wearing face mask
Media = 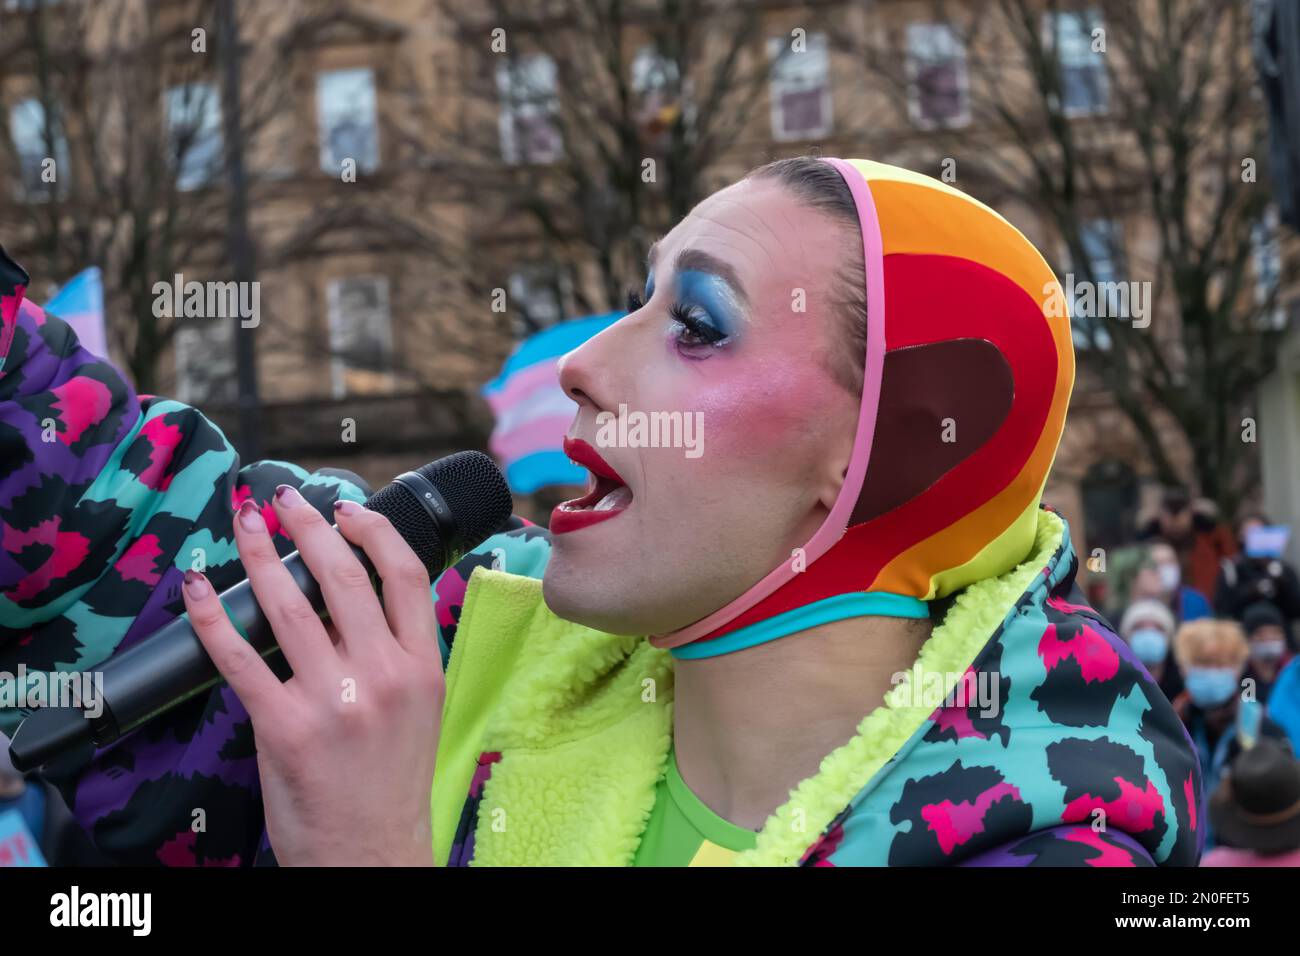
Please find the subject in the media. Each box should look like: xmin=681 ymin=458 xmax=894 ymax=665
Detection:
xmin=1241 ymin=601 xmax=1292 ymax=704
xmin=1214 ymin=514 xmax=1300 ymax=644
xmin=1131 ymin=541 xmax=1212 ymax=625
xmin=1261 ymin=607 xmax=1300 ymax=755
xmin=1 ymin=158 xmax=1204 ymax=867
xmin=1118 ymin=599 xmax=1182 ymax=700
xmin=1172 ymin=619 xmax=1288 ymax=848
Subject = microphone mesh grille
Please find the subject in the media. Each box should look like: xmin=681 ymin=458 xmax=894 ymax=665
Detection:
xmin=416 ymin=451 xmax=514 ymax=548
xmin=364 ymin=451 xmax=513 ymax=574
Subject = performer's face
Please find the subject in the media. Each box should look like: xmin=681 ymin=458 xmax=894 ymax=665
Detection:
xmin=545 ymin=176 xmax=860 ymax=635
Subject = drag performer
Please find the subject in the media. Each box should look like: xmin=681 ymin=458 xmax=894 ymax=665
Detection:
xmin=0 ymin=157 xmax=1202 ymax=866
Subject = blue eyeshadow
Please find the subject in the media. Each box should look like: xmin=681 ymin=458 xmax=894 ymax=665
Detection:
xmin=675 ymin=270 xmax=742 ymax=337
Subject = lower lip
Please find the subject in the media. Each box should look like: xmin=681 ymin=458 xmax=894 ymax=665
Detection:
xmin=549 ymin=501 xmax=630 ymax=535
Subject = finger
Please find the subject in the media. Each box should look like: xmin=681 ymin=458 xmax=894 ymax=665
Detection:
xmin=182 ymin=570 xmax=282 ymax=721
xmin=333 ymin=500 xmax=438 ymax=661
xmin=270 ymin=484 xmax=391 ymax=658
xmin=233 ymin=498 xmax=335 ymax=687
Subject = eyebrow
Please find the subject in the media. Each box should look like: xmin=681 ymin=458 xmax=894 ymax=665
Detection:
xmin=645 ymin=243 xmax=749 ymax=307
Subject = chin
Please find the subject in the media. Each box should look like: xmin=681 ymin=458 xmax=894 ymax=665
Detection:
xmin=541 ymin=562 xmax=677 ymax=636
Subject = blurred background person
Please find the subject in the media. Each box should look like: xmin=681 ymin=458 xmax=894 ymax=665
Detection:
xmin=0 ymin=732 xmax=107 ymax=867
xmin=1214 ymin=514 xmax=1300 ymax=646
xmin=1172 ymin=618 xmax=1289 ymax=848
xmin=1119 ymin=598 xmax=1182 ymax=700
xmin=1264 ymin=632 xmax=1300 ymax=755
xmin=1131 ymin=541 xmax=1212 ymax=625
xmin=1203 ymin=737 xmax=1300 ymax=867
xmin=1137 ymin=488 xmax=1237 ymax=599
xmin=1242 ymin=601 xmax=1293 ymax=704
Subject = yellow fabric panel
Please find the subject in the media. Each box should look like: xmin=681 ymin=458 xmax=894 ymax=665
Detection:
xmin=689 ymin=841 xmax=743 ymax=867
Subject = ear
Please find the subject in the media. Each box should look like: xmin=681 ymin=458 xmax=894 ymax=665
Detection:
xmin=849 ymin=338 xmax=1014 ymax=526
xmin=816 ymin=418 xmax=857 ymax=515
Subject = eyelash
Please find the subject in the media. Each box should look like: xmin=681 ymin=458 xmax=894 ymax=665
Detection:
xmin=625 ymin=287 xmax=727 ymax=349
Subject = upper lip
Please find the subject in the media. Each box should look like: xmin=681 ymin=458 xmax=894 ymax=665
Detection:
xmin=563 ymin=436 xmax=625 ymax=485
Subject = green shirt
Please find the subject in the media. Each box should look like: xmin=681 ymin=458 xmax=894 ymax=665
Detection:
xmin=632 ymin=750 xmax=759 ymax=866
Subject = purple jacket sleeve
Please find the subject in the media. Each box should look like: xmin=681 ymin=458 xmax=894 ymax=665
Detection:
xmin=1 ymin=246 xmax=370 ymax=864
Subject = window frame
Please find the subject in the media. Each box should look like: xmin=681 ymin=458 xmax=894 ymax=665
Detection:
xmin=496 ymin=52 xmax=563 ymax=165
xmin=1066 ymin=216 xmax=1124 ymax=351
xmin=164 ymin=82 xmax=223 ymax=192
xmin=316 ymin=67 xmax=382 ymax=176
xmin=1043 ymin=8 xmax=1109 ymax=118
xmin=326 ymin=275 xmax=394 ymax=399
xmin=9 ymin=95 xmax=71 ymax=201
xmin=904 ymin=22 xmax=971 ymax=130
xmin=174 ymin=316 xmax=238 ymax=405
xmin=766 ymin=32 xmax=833 ymax=143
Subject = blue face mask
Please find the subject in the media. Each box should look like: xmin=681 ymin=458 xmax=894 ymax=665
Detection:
xmin=1185 ymin=666 xmax=1240 ymax=709
xmin=1129 ymin=627 xmax=1169 ymax=665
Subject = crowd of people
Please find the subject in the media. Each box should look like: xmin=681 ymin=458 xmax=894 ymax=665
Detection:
xmin=1097 ymin=490 xmax=1300 ymax=866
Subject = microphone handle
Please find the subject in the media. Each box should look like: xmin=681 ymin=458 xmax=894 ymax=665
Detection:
xmin=94 ymin=539 xmax=375 ymax=745
xmin=8 ymin=539 xmax=373 ymax=772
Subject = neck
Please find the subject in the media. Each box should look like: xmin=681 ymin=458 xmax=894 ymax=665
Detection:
xmin=671 ymin=612 xmax=931 ymax=830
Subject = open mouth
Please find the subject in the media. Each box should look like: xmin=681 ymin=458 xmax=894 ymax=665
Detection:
xmin=551 ymin=437 xmax=633 ymax=534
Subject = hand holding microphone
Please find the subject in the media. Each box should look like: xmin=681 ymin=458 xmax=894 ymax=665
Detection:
xmin=184 ymin=484 xmax=444 ymax=867
xmin=8 ymin=450 xmax=513 ymax=866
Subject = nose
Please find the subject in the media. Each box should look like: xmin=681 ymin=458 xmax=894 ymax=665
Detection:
xmin=557 ymin=320 xmax=625 ymax=412
xmin=556 ymin=345 xmax=596 ymax=410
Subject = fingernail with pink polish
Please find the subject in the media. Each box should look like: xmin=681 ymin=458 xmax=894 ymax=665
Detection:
xmin=334 ymin=499 xmax=363 ymax=516
xmin=275 ymin=484 xmax=305 ymax=508
xmin=183 ymin=569 xmax=210 ymax=599
xmin=238 ymin=499 xmax=265 ymax=533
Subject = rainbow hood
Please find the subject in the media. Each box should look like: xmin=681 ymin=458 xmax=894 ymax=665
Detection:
xmin=654 ymin=158 xmax=1075 ymax=651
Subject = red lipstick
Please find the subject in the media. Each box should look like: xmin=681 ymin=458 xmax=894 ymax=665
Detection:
xmin=562 ymin=437 xmax=624 ymax=482
xmin=550 ymin=437 xmax=633 ymax=535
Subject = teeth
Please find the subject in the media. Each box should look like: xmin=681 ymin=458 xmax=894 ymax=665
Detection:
xmin=592 ymin=485 xmax=633 ymax=512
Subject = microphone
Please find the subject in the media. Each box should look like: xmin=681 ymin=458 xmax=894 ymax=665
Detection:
xmin=7 ymin=451 xmax=513 ymax=772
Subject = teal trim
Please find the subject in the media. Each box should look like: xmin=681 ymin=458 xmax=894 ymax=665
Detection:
xmin=671 ymin=591 xmax=930 ymax=660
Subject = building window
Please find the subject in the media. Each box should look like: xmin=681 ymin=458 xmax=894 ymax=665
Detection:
xmin=1069 ymin=218 xmax=1123 ymax=349
xmin=165 ymin=83 xmax=222 ymax=191
xmin=1046 ymin=9 xmax=1108 ymax=116
xmin=497 ymin=53 xmax=562 ymax=165
xmin=175 ymin=319 xmax=237 ymax=404
xmin=326 ymin=276 xmax=393 ymax=398
xmin=507 ymin=265 xmax=570 ymax=337
xmin=317 ymin=68 xmax=380 ymax=175
xmin=906 ymin=24 xmax=969 ymax=129
xmin=8 ymin=96 xmax=70 ymax=200
xmin=631 ymin=45 xmax=682 ymax=151
xmin=1252 ymin=205 xmax=1285 ymax=329
xmin=767 ymin=32 xmax=832 ymax=141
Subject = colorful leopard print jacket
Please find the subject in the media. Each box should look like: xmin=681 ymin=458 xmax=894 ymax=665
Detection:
xmin=0 ymin=247 xmax=1203 ymax=865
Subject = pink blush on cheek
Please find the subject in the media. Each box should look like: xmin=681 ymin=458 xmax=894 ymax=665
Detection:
xmin=685 ymin=358 xmax=849 ymax=460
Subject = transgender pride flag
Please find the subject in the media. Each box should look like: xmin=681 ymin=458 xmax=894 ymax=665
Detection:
xmin=482 ymin=311 xmax=622 ymax=493
xmin=45 ymin=268 xmax=107 ymax=361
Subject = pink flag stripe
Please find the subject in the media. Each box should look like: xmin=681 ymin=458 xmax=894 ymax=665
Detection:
xmin=483 ymin=360 xmax=563 ymax=413
xmin=489 ymin=413 xmax=578 ymax=463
